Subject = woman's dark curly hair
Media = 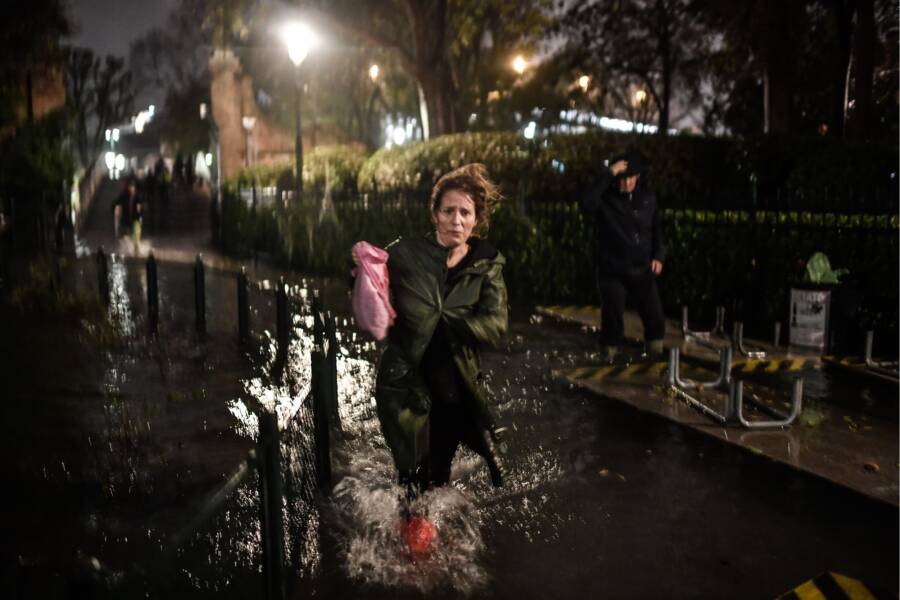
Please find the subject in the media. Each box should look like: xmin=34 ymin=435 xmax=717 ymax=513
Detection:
xmin=430 ymin=163 xmax=502 ymax=236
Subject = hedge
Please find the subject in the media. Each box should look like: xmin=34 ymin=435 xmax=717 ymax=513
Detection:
xmin=233 ymin=144 xmax=368 ymax=194
xmin=356 ymin=131 xmax=898 ymax=213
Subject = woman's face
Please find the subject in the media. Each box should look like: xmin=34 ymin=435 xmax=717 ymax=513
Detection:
xmin=433 ymin=189 xmax=477 ymax=248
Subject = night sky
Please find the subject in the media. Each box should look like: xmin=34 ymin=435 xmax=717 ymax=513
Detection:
xmin=67 ymin=0 xmax=179 ymax=59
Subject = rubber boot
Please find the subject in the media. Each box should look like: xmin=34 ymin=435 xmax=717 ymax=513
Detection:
xmin=475 ymin=426 xmax=506 ymax=487
xmin=647 ymin=339 xmax=665 ymax=356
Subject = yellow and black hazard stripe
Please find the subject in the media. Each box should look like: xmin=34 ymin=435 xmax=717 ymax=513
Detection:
xmin=777 ymin=571 xmax=888 ymax=600
xmin=536 ymin=304 xmax=601 ymax=325
xmin=822 ymin=356 xmax=900 ymax=385
xmin=733 ymin=357 xmax=820 ymax=374
xmin=560 ymin=362 xmax=668 ymax=383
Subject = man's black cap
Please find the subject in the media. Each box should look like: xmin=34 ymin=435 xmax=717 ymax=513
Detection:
xmin=611 ymin=152 xmax=645 ymax=178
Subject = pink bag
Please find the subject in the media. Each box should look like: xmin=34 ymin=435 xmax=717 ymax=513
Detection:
xmin=351 ymin=241 xmax=396 ymax=341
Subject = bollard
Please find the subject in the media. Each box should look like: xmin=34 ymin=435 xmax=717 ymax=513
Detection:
xmin=237 ymin=267 xmax=249 ymax=343
xmin=96 ymin=246 xmax=110 ymax=306
xmin=773 ymin=321 xmax=782 ymax=348
xmin=146 ymin=252 xmax=159 ymax=333
xmin=311 ymin=345 xmax=333 ymax=488
xmin=864 ymin=330 xmax=874 ymax=363
xmin=713 ymin=305 xmax=726 ymax=335
xmin=194 ymin=254 xmax=206 ymax=334
xmin=256 ymin=412 xmax=284 ymax=600
xmin=325 ymin=313 xmax=342 ymax=431
xmin=275 ymin=277 xmax=289 ymax=358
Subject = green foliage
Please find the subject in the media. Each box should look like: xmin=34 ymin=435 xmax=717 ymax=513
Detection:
xmin=356 ymin=130 xmax=896 ymax=209
xmin=233 ymin=145 xmax=370 ymax=193
xmin=0 ymin=109 xmax=74 ymax=193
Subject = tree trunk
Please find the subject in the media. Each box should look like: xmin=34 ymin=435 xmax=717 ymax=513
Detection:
xmin=656 ymin=0 xmax=672 ymax=135
xmin=831 ymin=0 xmax=854 ymax=138
xmin=761 ymin=0 xmax=792 ymax=134
xmin=849 ymin=0 xmax=876 ymax=140
xmin=406 ymin=0 xmax=459 ymax=138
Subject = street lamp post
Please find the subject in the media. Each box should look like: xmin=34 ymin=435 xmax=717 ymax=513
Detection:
xmin=283 ymin=23 xmax=315 ymax=199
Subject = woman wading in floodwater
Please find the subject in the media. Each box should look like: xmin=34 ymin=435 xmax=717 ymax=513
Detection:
xmin=353 ymin=163 xmax=508 ymax=498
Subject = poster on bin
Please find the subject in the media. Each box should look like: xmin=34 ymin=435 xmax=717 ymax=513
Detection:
xmin=789 ymin=288 xmax=830 ymax=350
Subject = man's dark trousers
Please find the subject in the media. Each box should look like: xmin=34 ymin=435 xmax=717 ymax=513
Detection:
xmin=599 ymin=269 xmax=665 ymax=346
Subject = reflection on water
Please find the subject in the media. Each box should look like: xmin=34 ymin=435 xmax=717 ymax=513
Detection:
xmin=107 ymin=257 xmax=135 ymax=337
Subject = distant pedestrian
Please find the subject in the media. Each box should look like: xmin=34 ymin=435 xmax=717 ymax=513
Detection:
xmin=113 ymin=177 xmax=143 ymax=254
xmin=581 ymin=152 xmax=666 ymax=361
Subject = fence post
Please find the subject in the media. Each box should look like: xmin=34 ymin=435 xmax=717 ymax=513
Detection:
xmin=256 ymin=411 xmax=284 ymax=600
xmin=325 ymin=313 xmax=342 ymax=431
xmin=237 ymin=266 xmax=249 ymax=343
xmin=194 ymin=254 xmax=206 ymax=334
xmin=311 ymin=298 xmax=332 ymax=489
xmin=146 ymin=252 xmax=159 ymax=333
xmin=275 ymin=277 xmax=289 ymax=358
xmin=96 ymin=246 xmax=109 ymax=306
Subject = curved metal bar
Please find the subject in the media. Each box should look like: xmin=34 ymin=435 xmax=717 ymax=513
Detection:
xmin=733 ymin=321 xmax=766 ymax=359
xmin=668 ymin=347 xmax=731 ymax=389
xmin=732 ymin=377 xmax=803 ymax=429
xmin=667 ymin=385 xmax=728 ymax=425
xmin=682 ymin=305 xmax=726 ymax=341
xmin=864 ymin=330 xmax=899 ymax=377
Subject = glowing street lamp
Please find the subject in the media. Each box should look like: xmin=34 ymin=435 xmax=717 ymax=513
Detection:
xmin=578 ymin=75 xmax=590 ymax=93
xmin=633 ymin=89 xmax=648 ymax=107
xmin=241 ymin=115 xmax=257 ymax=167
xmin=369 ymin=64 xmax=380 ymax=82
xmin=512 ymin=55 xmax=527 ymax=75
xmin=283 ymin=22 xmax=317 ymax=196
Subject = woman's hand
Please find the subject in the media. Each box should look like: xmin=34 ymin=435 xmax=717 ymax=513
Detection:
xmin=351 ymin=246 xmax=361 ymax=266
xmin=651 ymin=259 xmax=663 ymax=275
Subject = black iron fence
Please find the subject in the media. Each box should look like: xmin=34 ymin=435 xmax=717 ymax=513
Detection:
xmin=36 ymin=248 xmax=352 ymax=598
xmin=217 ymin=185 xmax=898 ymax=355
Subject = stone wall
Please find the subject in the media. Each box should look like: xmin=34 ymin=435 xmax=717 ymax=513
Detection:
xmin=209 ymin=48 xmax=299 ymax=182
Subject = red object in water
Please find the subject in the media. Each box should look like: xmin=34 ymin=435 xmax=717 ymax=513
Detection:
xmin=401 ymin=516 xmax=437 ymax=559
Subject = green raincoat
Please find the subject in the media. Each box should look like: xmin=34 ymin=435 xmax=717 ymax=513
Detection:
xmin=375 ymin=231 xmax=509 ymax=478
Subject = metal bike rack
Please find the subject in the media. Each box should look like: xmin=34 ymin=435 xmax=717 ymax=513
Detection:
xmin=864 ymin=330 xmax=899 ymax=378
xmin=732 ymin=321 xmax=766 ymax=359
xmin=666 ymin=347 xmax=803 ymax=429
xmin=667 ymin=347 xmax=732 ymax=389
xmin=730 ymin=377 xmax=804 ymax=429
xmin=681 ymin=305 xmax=726 ymax=340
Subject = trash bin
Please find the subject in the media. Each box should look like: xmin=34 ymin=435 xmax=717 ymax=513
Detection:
xmin=789 ymin=283 xmax=832 ymax=351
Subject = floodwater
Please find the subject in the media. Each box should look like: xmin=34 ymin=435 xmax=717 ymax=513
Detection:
xmin=2 ymin=253 xmax=897 ymax=599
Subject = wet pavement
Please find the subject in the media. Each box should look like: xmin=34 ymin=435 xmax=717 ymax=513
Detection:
xmin=2 ymin=185 xmax=897 ymax=598
xmin=540 ymin=305 xmax=899 ymax=506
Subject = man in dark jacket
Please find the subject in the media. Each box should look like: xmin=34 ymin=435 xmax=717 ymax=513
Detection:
xmin=582 ymin=152 xmax=665 ymax=360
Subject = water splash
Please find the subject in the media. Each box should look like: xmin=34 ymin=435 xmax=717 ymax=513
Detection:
xmin=327 ymin=442 xmax=489 ymax=595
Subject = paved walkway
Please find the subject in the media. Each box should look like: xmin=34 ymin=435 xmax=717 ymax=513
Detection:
xmin=539 ymin=305 xmax=899 ymax=506
xmin=5 ymin=185 xmax=897 ymax=598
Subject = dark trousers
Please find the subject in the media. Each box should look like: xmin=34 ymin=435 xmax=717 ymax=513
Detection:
xmin=425 ymin=399 xmax=490 ymax=487
xmin=599 ymin=270 xmax=665 ymax=345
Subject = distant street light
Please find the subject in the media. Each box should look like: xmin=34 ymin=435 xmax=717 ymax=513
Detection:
xmin=578 ymin=75 xmax=590 ymax=93
xmin=523 ymin=121 xmax=537 ymax=140
xmin=241 ymin=115 xmax=257 ymax=167
xmin=512 ymin=55 xmax=527 ymax=75
xmin=369 ymin=64 xmax=380 ymax=82
xmin=283 ymin=22 xmax=316 ymax=197
xmin=633 ymin=89 xmax=648 ymax=107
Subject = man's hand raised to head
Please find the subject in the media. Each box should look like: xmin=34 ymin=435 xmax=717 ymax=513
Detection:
xmin=610 ymin=160 xmax=628 ymax=177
